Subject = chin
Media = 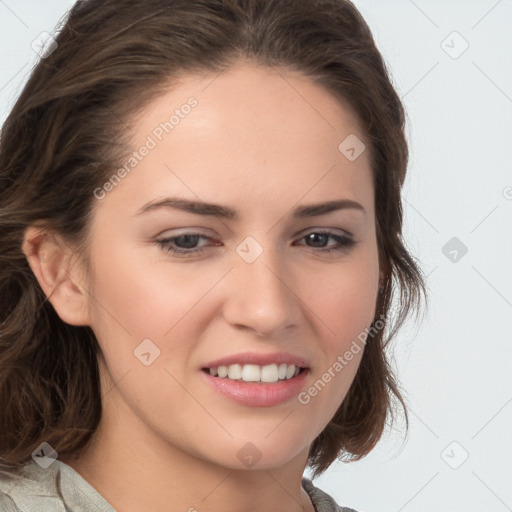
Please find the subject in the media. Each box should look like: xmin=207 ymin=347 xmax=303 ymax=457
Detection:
xmin=200 ymin=434 xmax=310 ymax=472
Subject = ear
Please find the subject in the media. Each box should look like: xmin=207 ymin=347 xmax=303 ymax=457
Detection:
xmin=22 ymin=226 xmax=92 ymax=326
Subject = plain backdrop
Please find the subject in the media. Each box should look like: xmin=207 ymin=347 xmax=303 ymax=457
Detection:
xmin=1 ymin=1 xmax=511 ymax=511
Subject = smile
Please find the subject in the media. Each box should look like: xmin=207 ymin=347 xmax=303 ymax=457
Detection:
xmin=204 ymin=363 xmax=303 ymax=383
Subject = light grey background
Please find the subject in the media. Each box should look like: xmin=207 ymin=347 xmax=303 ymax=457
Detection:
xmin=1 ymin=1 xmax=511 ymax=511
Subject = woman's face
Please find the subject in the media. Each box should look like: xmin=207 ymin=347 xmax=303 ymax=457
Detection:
xmin=83 ymin=61 xmax=381 ymax=471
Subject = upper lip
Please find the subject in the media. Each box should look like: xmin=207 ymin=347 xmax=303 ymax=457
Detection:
xmin=202 ymin=351 xmax=310 ymax=369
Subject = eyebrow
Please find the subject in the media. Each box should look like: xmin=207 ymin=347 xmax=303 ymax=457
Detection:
xmin=135 ymin=196 xmax=365 ymax=219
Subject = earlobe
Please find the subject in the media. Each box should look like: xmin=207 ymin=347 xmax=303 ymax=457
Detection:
xmin=22 ymin=226 xmax=91 ymax=326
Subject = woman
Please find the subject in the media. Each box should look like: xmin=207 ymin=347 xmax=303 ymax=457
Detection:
xmin=0 ymin=0 xmax=426 ymax=511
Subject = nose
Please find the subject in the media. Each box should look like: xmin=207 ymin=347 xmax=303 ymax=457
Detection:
xmin=221 ymin=243 xmax=300 ymax=338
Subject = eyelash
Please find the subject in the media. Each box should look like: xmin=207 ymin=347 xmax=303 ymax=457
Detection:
xmin=155 ymin=231 xmax=356 ymax=258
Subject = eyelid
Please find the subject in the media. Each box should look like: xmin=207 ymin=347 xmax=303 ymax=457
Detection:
xmin=300 ymin=226 xmax=354 ymax=238
xmin=156 ymin=225 xmax=354 ymax=239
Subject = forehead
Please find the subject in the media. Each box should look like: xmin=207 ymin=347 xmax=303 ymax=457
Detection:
xmin=132 ymin=61 xmax=366 ymax=148
xmin=100 ymin=61 xmax=374 ymax=221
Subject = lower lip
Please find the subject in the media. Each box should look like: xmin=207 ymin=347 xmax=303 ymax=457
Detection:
xmin=201 ymin=369 xmax=309 ymax=407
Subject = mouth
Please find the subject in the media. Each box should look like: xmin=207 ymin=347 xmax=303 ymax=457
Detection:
xmin=200 ymin=362 xmax=310 ymax=407
xmin=201 ymin=363 xmax=309 ymax=384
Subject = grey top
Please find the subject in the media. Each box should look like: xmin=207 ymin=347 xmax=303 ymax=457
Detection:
xmin=0 ymin=458 xmax=359 ymax=512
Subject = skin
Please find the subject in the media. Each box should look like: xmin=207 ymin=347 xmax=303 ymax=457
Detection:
xmin=24 ymin=61 xmax=382 ymax=512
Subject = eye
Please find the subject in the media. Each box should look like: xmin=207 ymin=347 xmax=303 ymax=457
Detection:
xmin=293 ymin=231 xmax=356 ymax=255
xmin=155 ymin=230 xmax=356 ymax=258
xmin=156 ymin=233 xmax=215 ymax=257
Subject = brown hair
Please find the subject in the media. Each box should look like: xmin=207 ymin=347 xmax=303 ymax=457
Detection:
xmin=0 ymin=0 xmax=427 ymax=477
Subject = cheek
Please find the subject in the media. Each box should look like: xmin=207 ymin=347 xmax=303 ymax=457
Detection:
xmin=86 ymin=244 xmax=229 ymax=387
xmin=302 ymin=253 xmax=380 ymax=344
xmin=88 ymin=241 xmax=215 ymax=337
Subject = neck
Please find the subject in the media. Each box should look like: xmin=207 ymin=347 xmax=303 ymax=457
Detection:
xmin=61 ymin=382 xmax=315 ymax=512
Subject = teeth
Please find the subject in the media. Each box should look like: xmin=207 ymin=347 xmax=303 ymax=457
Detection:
xmin=228 ymin=364 xmax=242 ymax=380
xmin=286 ymin=364 xmax=296 ymax=379
xmin=208 ymin=363 xmax=301 ymax=383
xmin=261 ymin=364 xmax=278 ymax=383
xmin=242 ymin=364 xmax=261 ymax=382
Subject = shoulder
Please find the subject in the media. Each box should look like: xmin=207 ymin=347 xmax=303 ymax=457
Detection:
xmin=0 ymin=458 xmax=115 ymax=511
xmin=0 ymin=490 xmax=23 ymax=512
xmin=0 ymin=460 xmax=68 ymax=511
xmin=302 ymin=477 xmax=360 ymax=512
